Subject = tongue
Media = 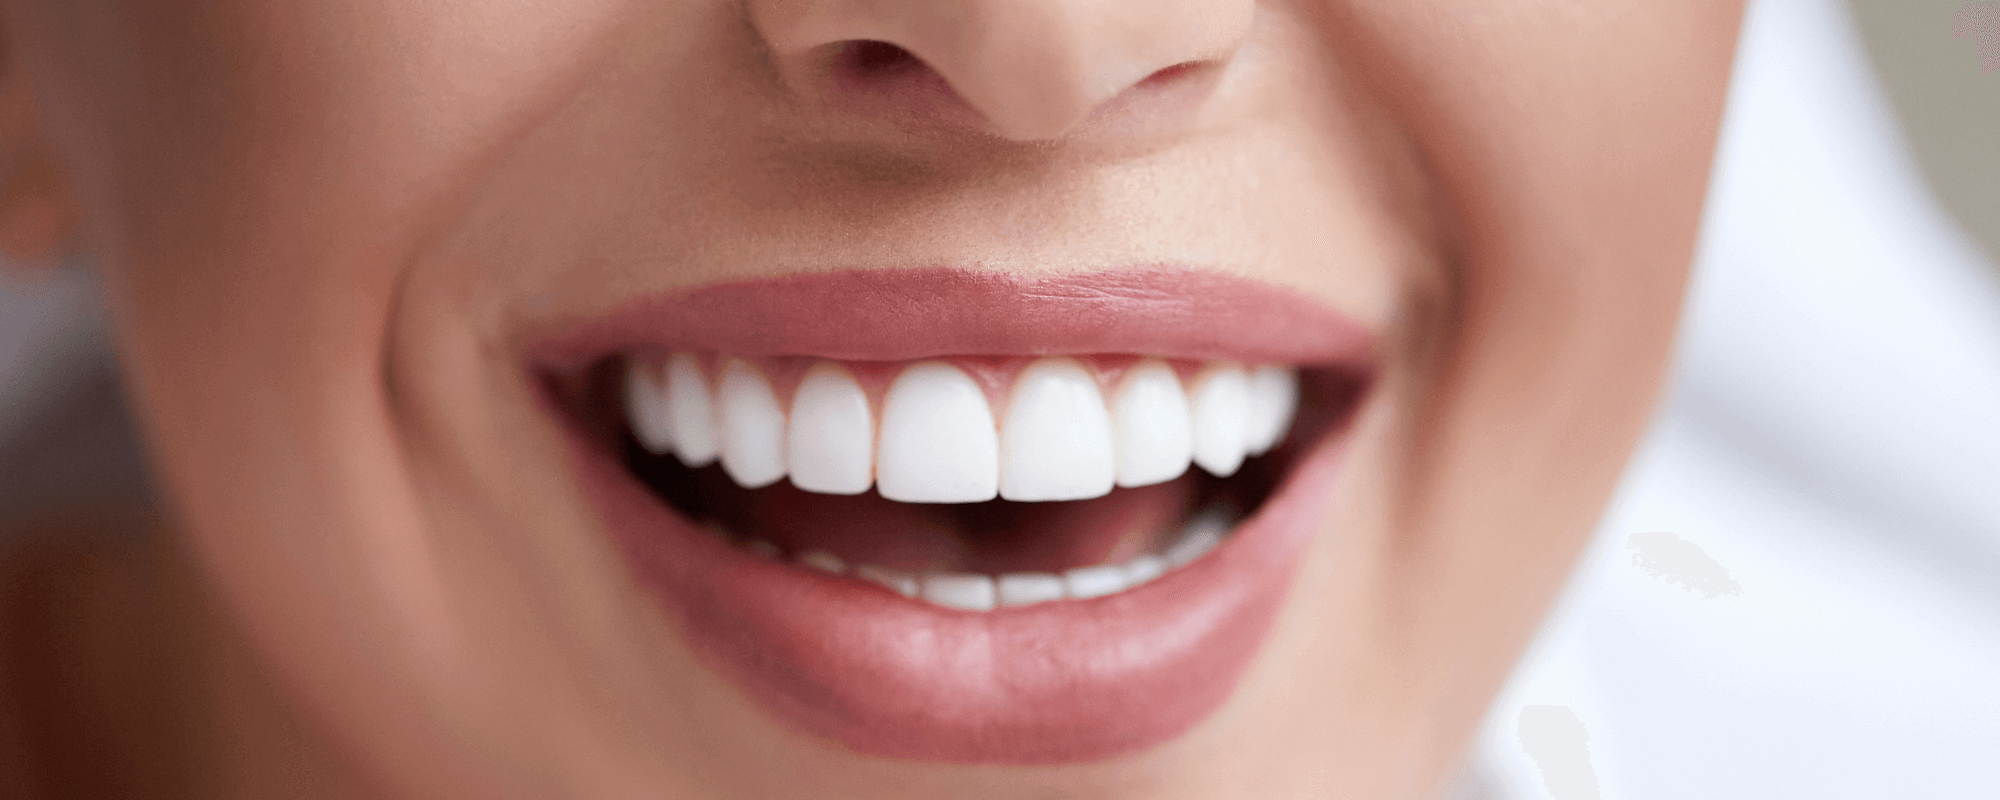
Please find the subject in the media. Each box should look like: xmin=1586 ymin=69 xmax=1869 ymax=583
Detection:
xmin=695 ymin=471 xmax=1196 ymax=574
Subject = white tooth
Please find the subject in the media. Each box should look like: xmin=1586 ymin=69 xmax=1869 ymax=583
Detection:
xmin=876 ymin=362 xmax=1000 ymax=504
xmin=625 ymin=360 xmax=675 ymax=454
xmin=1189 ymin=364 xmax=1250 ymax=477
xmin=786 ymin=363 xmax=875 ymax=495
xmin=1123 ymin=554 xmax=1168 ymax=586
xmin=1112 ymin=360 xmax=1195 ymax=488
xmin=999 ymin=358 xmax=1116 ymax=502
xmin=921 ymin=573 xmax=997 ymax=611
xmin=717 ymin=360 xmax=788 ymax=489
xmin=856 ymin=564 xmax=919 ymax=597
xmin=1244 ymin=365 xmax=1299 ymax=456
xmin=798 ymin=550 xmax=846 ymax=574
xmin=665 ymin=353 xmax=720 ymax=467
xmin=995 ymin=573 xmax=1067 ymax=607
xmin=745 ymin=539 xmax=780 ymax=559
xmin=1166 ymin=516 xmax=1228 ymax=567
xmin=1063 ymin=565 xmax=1129 ymax=599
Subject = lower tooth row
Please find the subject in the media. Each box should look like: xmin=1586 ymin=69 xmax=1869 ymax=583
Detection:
xmin=626 ymin=354 xmax=1299 ymax=503
xmin=726 ymin=510 xmax=1234 ymax=611
xmin=740 ymin=522 xmax=1225 ymax=612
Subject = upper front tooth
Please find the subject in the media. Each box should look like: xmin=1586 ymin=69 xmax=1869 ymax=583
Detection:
xmin=1189 ymin=363 xmax=1250 ymax=477
xmin=875 ymin=362 xmax=1000 ymax=503
xmin=625 ymin=360 xmax=675 ymax=454
xmin=1112 ymin=360 xmax=1195 ymax=488
xmin=717 ymin=360 xmax=787 ymax=489
xmin=787 ymin=363 xmax=874 ymax=495
xmin=1244 ymin=365 xmax=1299 ymax=456
xmin=665 ymin=353 xmax=720 ymax=467
xmin=1000 ymin=358 xmax=1116 ymax=502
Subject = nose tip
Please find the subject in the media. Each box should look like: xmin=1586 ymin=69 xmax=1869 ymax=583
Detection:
xmin=751 ymin=0 xmax=1254 ymax=141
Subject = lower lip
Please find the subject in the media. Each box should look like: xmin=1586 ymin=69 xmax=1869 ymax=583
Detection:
xmin=565 ymin=419 xmax=1349 ymax=764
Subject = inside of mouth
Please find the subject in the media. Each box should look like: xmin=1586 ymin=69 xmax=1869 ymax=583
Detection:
xmin=632 ymin=442 xmax=1273 ymax=575
xmin=572 ymin=359 xmax=1362 ymax=579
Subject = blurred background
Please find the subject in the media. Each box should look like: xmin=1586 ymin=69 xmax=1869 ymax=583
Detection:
xmin=1850 ymin=0 xmax=1999 ymax=264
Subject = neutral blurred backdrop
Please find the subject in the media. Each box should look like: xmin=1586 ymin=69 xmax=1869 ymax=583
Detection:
xmin=1850 ymin=0 xmax=1999 ymax=263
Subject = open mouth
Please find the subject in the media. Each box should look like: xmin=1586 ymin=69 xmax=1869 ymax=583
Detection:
xmin=533 ymin=268 xmax=1375 ymax=764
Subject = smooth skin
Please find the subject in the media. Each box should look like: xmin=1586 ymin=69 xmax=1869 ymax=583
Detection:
xmin=0 ymin=0 xmax=1742 ymax=798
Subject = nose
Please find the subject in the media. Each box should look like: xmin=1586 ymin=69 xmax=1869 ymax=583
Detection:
xmin=749 ymin=0 xmax=1255 ymax=141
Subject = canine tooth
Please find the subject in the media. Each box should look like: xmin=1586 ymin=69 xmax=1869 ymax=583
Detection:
xmin=1123 ymin=554 xmax=1168 ymax=586
xmin=745 ymin=539 xmax=780 ymax=559
xmin=798 ymin=550 xmax=846 ymax=574
xmin=1063 ymin=565 xmax=1129 ymax=599
xmin=995 ymin=573 xmax=1067 ymax=607
xmin=1112 ymin=360 xmax=1194 ymax=488
xmin=856 ymin=564 xmax=919 ymax=597
xmin=876 ymin=362 xmax=1000 ymax=504
xmin=1190 ymin=364 xmax=1250 ymax=477
xmin=1244 ymin=365 xmax=1299 ymax=456
xmin=921 ymin=573 xmax=997 ymax=611
xmin=625 ymin=360 xmax=675 ymax=454
xmin=1000 ymin=358 xmax=1116 ymax=502
xmin=786 ymin=363 xmax=875 ymax=495
xmin=665 ymin=353 xmax=720 ymax=467
xmin=717 ymin=360 xmax=788 ymax=488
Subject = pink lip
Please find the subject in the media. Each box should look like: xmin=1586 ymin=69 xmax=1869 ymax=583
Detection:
xmin=533 ymin=267 xmax=1373 ymax=764
xmin=531 ymin=267 xmax=1375 ymax=367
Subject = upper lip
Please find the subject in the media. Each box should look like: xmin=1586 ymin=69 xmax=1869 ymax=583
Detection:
xmin=527 ymin=266 xmax=1378 ymax=369
xmin=530 ymin=266 xmax=1376 ymax=764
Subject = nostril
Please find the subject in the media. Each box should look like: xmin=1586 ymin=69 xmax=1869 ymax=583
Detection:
xmin=836 ymin=40 xmax=926 ymax=81
xmin=814 ymin=38 xmax=980 ymax=130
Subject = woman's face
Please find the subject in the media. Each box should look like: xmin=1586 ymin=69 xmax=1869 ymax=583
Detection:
xmin=9 ymin=0 xmax=1738 ymax=796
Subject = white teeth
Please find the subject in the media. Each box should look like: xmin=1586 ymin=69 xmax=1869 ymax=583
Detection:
xmin=717 ymin=360 xmax=788 ymax=489
xmin=625 ymin=360 xmax=675 ymax=454
xmin=745 ymin=539 xmax=780 ymax=559
xmin=995 ymin=572 xmax=1067 ymax=607
xmin=1189 ymin=364 xmax=1251 ymax=477
xmin=1063 ymin=564 xmax=1130 ymax=599
xmin=786 ymin=363 xmax=874 ymax=495
xmin=1166 ymin=511 xmax=1231 ymax=567
xmin=631 ymin=353 xmax=1299 ymax=495
xmin=1000 ymin=358 xmax=1117 ymax=502
xmin=876 ymin=362 xmax=1001 ymax=504
xmin=1122 ymin=554 xmax=1168 ymax=586
xmin=828 ymin=537 xmax=1229 ymax=609
xmin=921 ymin=573 xmax=998 ymax=611
xmin=798 ymin=550 xmax=846 ymax=574
xmin=1111 ymin=360 xmax=1195 ymax=488
xmin=664 ymin=353 xmax=720 ymax=467
xmin=1244 ymin=365 xmax=1299 ymax=456
xmin=856 ymin=564 xmax=919 ymax=597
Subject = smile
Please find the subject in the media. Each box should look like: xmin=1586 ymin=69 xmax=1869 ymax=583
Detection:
xmin=532 ymin=267 xmax=1376 ymax=763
